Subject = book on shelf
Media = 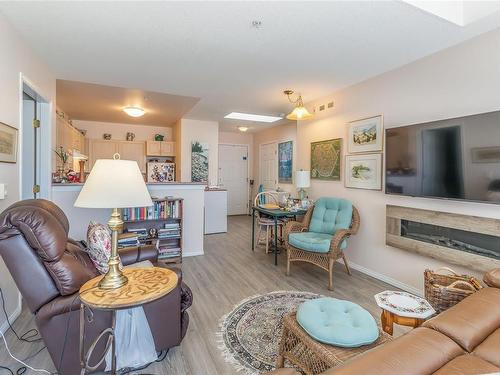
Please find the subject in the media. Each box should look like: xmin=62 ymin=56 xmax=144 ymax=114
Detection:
xmin=122 ymin=199 xmax=181 ymax=221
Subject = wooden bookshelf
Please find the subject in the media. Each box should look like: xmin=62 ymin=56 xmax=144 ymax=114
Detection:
xmin=121 ymin=198 xmax=183 ymax=264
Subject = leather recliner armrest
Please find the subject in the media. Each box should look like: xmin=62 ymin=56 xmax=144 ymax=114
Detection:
xmin=118 ymin=245 xmax=158 ymax=265
xmin=36 ymin=293 xmax=81 ymax=320
xmin=484 ymin=268 xmax=500 ymax=288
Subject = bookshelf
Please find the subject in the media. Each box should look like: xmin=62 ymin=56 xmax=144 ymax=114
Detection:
xmin=121 ymin=197 xmax=183 ymax=264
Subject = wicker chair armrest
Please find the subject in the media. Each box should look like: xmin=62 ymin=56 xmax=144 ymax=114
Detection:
xmin=284 ymin=221 xmax=307 ymax=244
xmin=329 ymin=229 xmax=354 ymax=256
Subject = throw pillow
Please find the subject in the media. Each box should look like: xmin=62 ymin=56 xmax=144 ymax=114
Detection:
xmin=87 ymin=221 xmax=122 ymax=274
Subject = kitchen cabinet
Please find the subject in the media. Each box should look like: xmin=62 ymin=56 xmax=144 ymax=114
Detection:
xmin=88 ymin=139 xmax=146 ymax=173
xmin=55 ymin=117 xmax=86 ymax=171
xmin=146 ymin=141 xmax=175 ymax=157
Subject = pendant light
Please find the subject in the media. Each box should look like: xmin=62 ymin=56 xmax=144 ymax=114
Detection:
xmin=284 ymin=90 xmax=314 ymax=121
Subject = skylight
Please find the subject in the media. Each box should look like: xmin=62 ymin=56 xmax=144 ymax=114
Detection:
xmin=224 ymin=112 xmax=282 ymax=123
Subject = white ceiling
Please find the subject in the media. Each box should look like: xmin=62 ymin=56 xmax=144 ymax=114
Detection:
xmin=2 ymin=1 xmax=500 ymax=132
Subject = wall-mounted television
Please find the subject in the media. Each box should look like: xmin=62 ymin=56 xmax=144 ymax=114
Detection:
xmin=385 ymin=110 xmax=500 ymax=204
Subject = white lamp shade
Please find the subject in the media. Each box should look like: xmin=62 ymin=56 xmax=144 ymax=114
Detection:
xmin=295 ymin=170 xmax=311 ymax=189
xmin=75 ymin=159 xmax=153 ymax=208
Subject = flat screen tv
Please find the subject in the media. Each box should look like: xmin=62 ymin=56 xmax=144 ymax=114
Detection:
xmin=385 ymin=110 xmax=500 ymax=204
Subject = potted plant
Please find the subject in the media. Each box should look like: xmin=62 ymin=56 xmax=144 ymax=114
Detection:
xmin=54 ymin=146 xmax=69 ymax=182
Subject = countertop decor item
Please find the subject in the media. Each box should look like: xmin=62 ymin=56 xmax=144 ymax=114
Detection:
xmin=72 ymin=149 xmax=88 ymax=183
xmin=374 ymin=290 xmax=435 ymax=335
xmin=103 ymin=133 xmax=112 ymax=140
xmin=154 ymin=134 xmax=164 ymax=141
xmin=217 ymin=290 xmax=321 ymax=375
xmin=0 ymin=122 xmax=18 ymax=163
xmin=74 ymin=153 xmax=153 ymax=289
xmin=283 ymin=90 xmax=314 ymax=121
xmin=126 ymin=132 xmax=135 ymax=141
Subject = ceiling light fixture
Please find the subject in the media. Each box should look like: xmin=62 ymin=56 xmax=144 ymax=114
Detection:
xmin=238 ymin=126 xmax=249 ymax=132
xmin=123 ymin=106 xmax=145 ymax=117
xmin=224 ymin=112 xmax=282 ymax=123
xmin=283 ymin=90 xmax=314 ymax=121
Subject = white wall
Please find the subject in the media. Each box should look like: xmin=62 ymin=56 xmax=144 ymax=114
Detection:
xmin=297 ymin=27 xmax=500 ymax=294
xmin=0 ymin=14 xmax=56 ymax=331
xmin=73 ymin=120 xmax=174 ymax=142
xmin=179 ymin=118 xmax=219 ymax=184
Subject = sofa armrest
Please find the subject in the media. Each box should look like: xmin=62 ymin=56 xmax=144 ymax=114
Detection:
xmin=118 ymin=244 xmax=158 ymax=266
xmin=36 ymin=293 xmax=81 ymax=320
xmin=484 ymin=268 xmax=500 ymax=288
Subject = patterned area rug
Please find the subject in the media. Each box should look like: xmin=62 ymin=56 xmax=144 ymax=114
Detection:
xmin=217 ymin=291 xmax=321 ymax=374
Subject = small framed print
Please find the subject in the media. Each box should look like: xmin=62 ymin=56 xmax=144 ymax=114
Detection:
xmin=345 ymin=154 xmax=382 ymax=190
xmin=471 ymin=146 xmax=500 ymax=163
xmin=347 ymin=115 xmax=383 ymax=153
xmin=0 ymin=122 xmax=18 ymax=163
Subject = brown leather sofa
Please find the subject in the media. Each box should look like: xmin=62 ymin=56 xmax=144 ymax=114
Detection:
xmin=270 ymin=268 xmax=500 ymax=375
xmin=0 ymin=199 xmax=192 ymax=375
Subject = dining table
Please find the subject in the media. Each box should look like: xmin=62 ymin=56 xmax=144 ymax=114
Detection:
xmin=251 ymin=205 xmax=309 ymax=266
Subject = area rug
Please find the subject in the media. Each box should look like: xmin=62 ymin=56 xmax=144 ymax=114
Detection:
xmin=217 ymin=290 xmax=321 ymax=374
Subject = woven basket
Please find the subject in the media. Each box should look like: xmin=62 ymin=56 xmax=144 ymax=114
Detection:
xmin=424 ymin=267 xmax=482 ymax=313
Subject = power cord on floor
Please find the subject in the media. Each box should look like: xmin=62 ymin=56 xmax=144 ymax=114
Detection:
xmin=0 ymin=288 xmax=50 ymax=375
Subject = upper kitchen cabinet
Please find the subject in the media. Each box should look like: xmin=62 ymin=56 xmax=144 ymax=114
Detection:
xmin=118 ymin=141 xmax=146 ymax=173
xmin=146 ymin=141 xmax=175 ymax=157
xmin=88 ymin=139 xmax=146 ymax=173
xmin=56 ymin=117 xmax=86 ymax=154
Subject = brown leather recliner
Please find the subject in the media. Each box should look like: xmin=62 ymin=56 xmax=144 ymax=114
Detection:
xmin=269 ymin=268 xmax=500 ymax=375
xmin=0 ymin=199 xmax=193 ymax=375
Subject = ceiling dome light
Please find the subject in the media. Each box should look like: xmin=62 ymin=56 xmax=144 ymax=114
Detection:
xmin=238 ymin=126 xmax=249 ymax=132
xmin=123 ymin=106 xmax=145 ymax=117
xmin=283 ymin=90 xmax=314 ymax=121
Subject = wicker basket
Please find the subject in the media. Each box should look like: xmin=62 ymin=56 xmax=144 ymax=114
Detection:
xmin=424 ymin=267 xmax=482 ymax=313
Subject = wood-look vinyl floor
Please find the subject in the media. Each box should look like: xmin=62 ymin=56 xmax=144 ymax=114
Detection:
xmin=0 ymin=215 xmax=406 ymax=375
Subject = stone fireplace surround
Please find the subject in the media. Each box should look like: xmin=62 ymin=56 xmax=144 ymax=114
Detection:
xmin=386 ymin=205 xmax=500 ymax=272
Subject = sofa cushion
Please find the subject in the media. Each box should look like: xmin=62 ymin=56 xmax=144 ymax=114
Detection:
xmin=432 ymin=354 xmax=500 ymax=375
xmin=327 ymin=328 xmax=464 ymax=375
xmin=297 ymin=298 xmax=379 ymax=347
xmin=472 ymin=327 xmax=500 ymax=367
xmin=309 ymin=198 xmax=352 ymax=235
xmin=423 ymin=287 xmax=500 ymax=352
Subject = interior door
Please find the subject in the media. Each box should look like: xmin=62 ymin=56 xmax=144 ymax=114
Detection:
xmin=21 ymin=92 xmax=41 ymax=199
xmin=259 ymin=142 xmax=277 ymax=190
xmin=218 ymin=144 xmax=248 ymax=215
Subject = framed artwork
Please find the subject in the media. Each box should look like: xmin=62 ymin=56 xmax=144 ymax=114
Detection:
xmin=311 ymin=138 xmax=342 ymax=181
xmin=278 ymin=140 xmax=293 ymax=183
xmin=345 ymin=154 xmax=382 ymax=190
xmin=147 ymin=162 xmax=175 ymax=183
xmin=191 ymin=141 xmax=209 ymax=182
xmin=0 ymin=122 xmax=18 ymax=163
xmin=347 ymin=115 xmax=383 ymax=153
xmin=471 ymin=146 xmax=500 ymax=163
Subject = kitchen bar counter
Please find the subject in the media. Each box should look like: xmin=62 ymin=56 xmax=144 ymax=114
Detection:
xmin=51 ymin=182 xmax=205 ymax=257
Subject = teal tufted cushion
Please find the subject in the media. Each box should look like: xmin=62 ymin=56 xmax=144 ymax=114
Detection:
xmin=309 ymin=198 xmax=353 ymax=235
xmin=289 ymin=232 xmax=347 ymax=253
xmin=296 ymin=297 xmax=379 ymax=347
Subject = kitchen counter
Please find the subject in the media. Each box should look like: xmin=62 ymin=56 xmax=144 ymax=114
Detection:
xmin=51 ymin=182 xmax=205 ymax=257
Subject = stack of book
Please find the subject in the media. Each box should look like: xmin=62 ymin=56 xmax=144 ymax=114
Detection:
xmin=157 ymin=245 xmax=181 ymax=260
xmin=122 ymin=199 xmax=181 ymax=221
xmin=158 ymin=223 xmax=181 ymax=239
xmin=117 ymin=233 xmax=139 ymax=249
xmin=125 ymin=228 xmax=148 ymax=241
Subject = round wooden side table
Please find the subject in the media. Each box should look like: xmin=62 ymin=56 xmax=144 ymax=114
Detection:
xmin=79 ymin=267 xmax=178 ymax=375
xmin=374 ymin=290 xmax=435 ymax=335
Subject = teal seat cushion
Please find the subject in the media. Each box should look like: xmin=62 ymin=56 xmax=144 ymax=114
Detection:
xmin=309 ymin=198 xmax=352 ymax=235
xmin=288 ymin=232 xmax=347 ymax=252
xmin=296 ymin=298 xmax=379 ymax=347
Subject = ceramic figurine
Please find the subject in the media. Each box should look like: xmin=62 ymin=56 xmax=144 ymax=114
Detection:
xmin=154 ymin=134 xmax=164 ymax=141
xmin=103 ymin=133 xmax=111 ymax=140
xmin=126 ymin=132 xmax=135 ymax=141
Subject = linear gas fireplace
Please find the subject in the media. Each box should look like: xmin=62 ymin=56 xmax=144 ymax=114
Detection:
xmin=386 ymin=205 xmax=500 ymax=272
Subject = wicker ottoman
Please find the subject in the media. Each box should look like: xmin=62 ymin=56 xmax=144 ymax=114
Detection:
xmin=277 ymin=312 xmax=392 ymax=375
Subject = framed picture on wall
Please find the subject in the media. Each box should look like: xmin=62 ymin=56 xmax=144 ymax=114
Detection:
xmin=191 ymin=141 xmax=209 ymax=182
xmin=347 ymin=115 xmax=383 ymax=153
xmin=0 ymin=122 xmax=18 ymax=163
xmin=310 ymin=138 xmax=342 ymax=181
xmin=278 ymin=140 xmax=293 ymax=183
xmin=345 ymin=154 xmax=382 ymax=190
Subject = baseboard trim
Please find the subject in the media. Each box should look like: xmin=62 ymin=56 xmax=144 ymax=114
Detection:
xmin=345 ymin=260 xmax=423 ymax=297
xmin=0 ymin=294 xmax=22 ymax=335
xmin=183 ymin=250 xmax=204 ymax=258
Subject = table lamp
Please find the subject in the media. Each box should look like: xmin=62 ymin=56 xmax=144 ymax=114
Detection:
xmin=74 ymin=154 xmax=152 ymax=289
xmin=296 ymin=170 xmax=311 ymax=200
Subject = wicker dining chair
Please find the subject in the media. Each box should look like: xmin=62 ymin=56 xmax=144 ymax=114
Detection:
xmin=284 ymin=197 xmax=360 ymax=290
xmin=254 ymin=191 xmax=286 ymax=254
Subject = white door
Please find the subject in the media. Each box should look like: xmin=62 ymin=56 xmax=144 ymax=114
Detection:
xmin=259 ymin=142 xmax=277 ymax=190
xmin=218 ymin=144 xmax=248 ymax=215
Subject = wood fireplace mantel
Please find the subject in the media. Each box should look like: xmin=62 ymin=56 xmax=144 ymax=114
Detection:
xmin=386 ymin=205 xmax=500 ymax=272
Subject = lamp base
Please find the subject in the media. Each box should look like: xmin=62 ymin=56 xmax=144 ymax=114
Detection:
xmin=98 ymin=269 xmax=128 ymax=289
xmin=298 ymin=188 xmax=306 ymax=200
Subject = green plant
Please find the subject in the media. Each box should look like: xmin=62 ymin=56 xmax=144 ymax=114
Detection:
xmin=54 ymin=146 xmax=69 ymax=165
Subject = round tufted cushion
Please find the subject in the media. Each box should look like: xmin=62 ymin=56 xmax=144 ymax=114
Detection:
xmin=296 ymin=297 xmax=379 ymax=347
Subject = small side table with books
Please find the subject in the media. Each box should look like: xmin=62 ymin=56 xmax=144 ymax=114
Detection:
xmin=121 ymin=197 xmax=183 ymax=264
